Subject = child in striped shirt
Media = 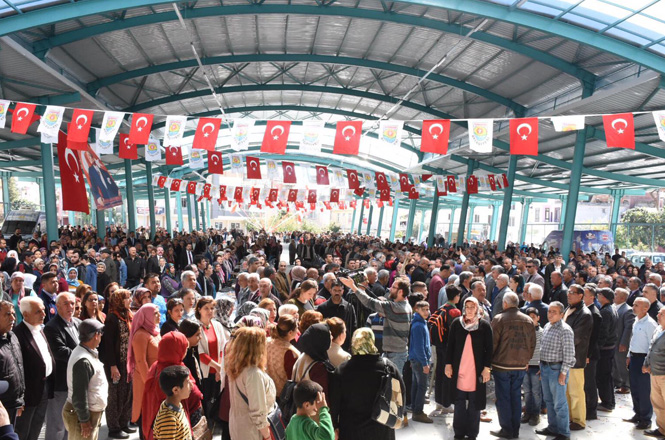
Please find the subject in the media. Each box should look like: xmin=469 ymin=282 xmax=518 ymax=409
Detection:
xmin=153 ymin=365 xmax=193 ymax=440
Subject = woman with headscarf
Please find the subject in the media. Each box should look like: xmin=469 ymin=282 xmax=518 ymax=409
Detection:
xmin=4 ymin=272 xmax=34 ymax=324
xmin=443 ymin=297 xmax=493 ymax=440
xmin=141 ymin=331 xmax=204 ymax=440
xmin=96 ymin=261 xmax=111 ymax=300
xmin=127 ymin=303 xmax=161 ymax=434
xmin=330 ymin=328 xmax=404 ymax=440
xmin=130 ymin=287 xmax=152 ymax=313
xmin=66 ymin=267 xmax=81 ymax=291
xmin=159 ymin=263 xmax=179 ymax=298
xmin=101 ymin=289 xmax=135 ymax=438
xmin=234 ymin=300 xmax=257 ymax=324
xmin=214 ymin=296 xmax=235 ymax=341
xmin=292 ymin=322 xmax=335 ymax=399
xmin=249 ymin=308 xmax=270 ymax=330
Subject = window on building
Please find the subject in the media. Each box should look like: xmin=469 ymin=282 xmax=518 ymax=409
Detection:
xmin=474 ymin=214 xmax=480 ymax=223
xmin=545 ymin=208 xmax=551 ymax=222
xmin=554 ymin=207 xmax=561 ymax=223
xmin=534 ymin=208 xmax=540 ymax=222
xmin=509 ymin=216 xmax=516 ymax=227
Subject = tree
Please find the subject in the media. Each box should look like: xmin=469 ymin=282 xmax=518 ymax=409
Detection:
xmin=614 ymin=208 xmax=664 ymax=252
xmin=8 ymin=177 xmax=37 ymax=211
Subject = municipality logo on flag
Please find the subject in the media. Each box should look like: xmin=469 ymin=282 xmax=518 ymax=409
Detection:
xmin=103 ymin=115 xmax=120 ymax=135
xmin=472 ymin=122 xmax=489 ymax=145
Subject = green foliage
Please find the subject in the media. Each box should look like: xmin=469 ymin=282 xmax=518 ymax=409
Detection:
xmin=614 ymin=208 xmax=665 ymax=251
xmin=8 ymin=177 xmax=37 ymax=211
xmin=329 ymin=222 xmax=341 ymax=233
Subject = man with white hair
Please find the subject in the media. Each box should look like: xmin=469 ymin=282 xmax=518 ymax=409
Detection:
xmin=492 ymin=274 xmax=512 ymax=316
xmin=318 ymin=273 xmax=336 ymax=301
xmin=250 ymin=278 xmax=282 ymax=307
xmin=522 ymin=283 xmax=548 ymax=328
xmin=649 ymin=273 xmax=662 ymax=289
xmin=365 ymin=267 xmax=386 ymax=298
xmin=238 ymin=273 xmax=260 ymax=307
xmin=180 ymin=270 xmax=200 ymax=294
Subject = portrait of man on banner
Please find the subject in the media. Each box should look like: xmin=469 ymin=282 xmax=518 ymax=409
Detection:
xmin=79 ymin=147 xmax=122 ymax=210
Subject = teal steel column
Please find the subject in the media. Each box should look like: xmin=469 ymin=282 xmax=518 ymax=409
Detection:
xmin=164 ymin=189 xmax=172 ymax=235
xmin=519 ymin=199 xmax=532 ymax=245
xmin=89 ymin=187 xmax=96 ymax=226
xmin=40 ymin=143 xmax=59 ymax=243
xmin=145 ymin=162 xmax=156 ymax=240
xmin=466 ymin=205 xmax=475 ymax=240
xmin=489 ymin=203 xmax=500 ymax=241
xmin=610 ymin=190 xmax=624 ymax=238
xmin=200 ymin=202 xmax=206 ymax=231
xmin=405 ymin=199 xmax=417 ymax=240
xmin=417 ymin=210 xmax=426 ymax=243
xmin=120 ymin=191 xmax=126 ymax=226
xmin=561 ymin=128 xmax=589 ymax=258
xmin=193 ymin=197 xmax=200 ymax=231
xmin=124 ymin=160 xmax=136 ymax=233
xmin=365 ymin=204 xmax=374 ymax=235
xmin=448 ymin=207 xmax=457 ymax=244
xmin=427 ymin=188 xmax=440 ymax=248
xmin=350 ymin=204 xmax=357 ymax=234
xmin=376 ymin=206 xmax=385 ymax=238
xmin=96 ymin=208 xmax=106 ymax=238
xmin=456 ymin=161 xmax=476 ymax=247
xmin=1 ymin=173 xmax=9 ymax=216
xmin=558 ymin=196 xmax=567 ymax=230
xmin=186 ymin=195 xmax=193 ymax=232
xmin=68 ymin=211 xmax=76 ymax=227
xmin=497 ymin=155 xmax=519 ymax=250
xmin=207 ymin=200 xmax=211 ymax=229
xmin=357 ymin=200 xmax=365 ymax=235
xmin=176 ymin=190 xmax=183 ymax=232
xmin=389 ymin=199 xmax=400 ymax=241
xmin=37 ymin=178 xmax=45 ymax=211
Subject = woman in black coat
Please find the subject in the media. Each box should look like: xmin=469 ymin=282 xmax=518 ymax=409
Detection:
xmin=330 ymin=328 xmax=404 ymax=440
xmin=444 ymin=297 xmax=493 ymax=440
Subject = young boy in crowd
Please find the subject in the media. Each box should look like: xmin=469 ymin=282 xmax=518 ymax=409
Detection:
xmin=522 ymin=307 xmax=543 ymax=426
xmin=408 ymin=300 xmax=432 ymax=424
xmin=285 ymin=380 xmax=335 ymax=440
xmin=153 ymin=365 xmax=193 ymax=440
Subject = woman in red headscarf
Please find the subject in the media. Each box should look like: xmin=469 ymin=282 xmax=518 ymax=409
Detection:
xmin=141 ymin=331 xmax=204 ymax=440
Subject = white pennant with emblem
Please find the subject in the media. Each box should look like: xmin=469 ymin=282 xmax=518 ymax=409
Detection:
xmin=163 ymin=115 xmax=188 ymax=147
xmin=98 ymin=111 xmax=125 ymax=143
xmin=300 ymin=120 xmax=325 ymax=154
xmin=231 ymin=119 xmax=255 ymax=151
xmin=37 ymin=106 xmax=65 ymax=141
xmin=145 ymin=137 xmax=162 ymax=162
xmin=0 ymin=100 xmax=9 ymax=129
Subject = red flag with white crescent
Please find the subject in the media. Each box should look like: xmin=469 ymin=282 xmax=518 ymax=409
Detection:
xmin=408 ymin=186 xmax=420 ymax=200
xmin=510 ymin=117 xmax=539 ymax=156
xmin=218 ymin=185 xmax=227 ymax=202
xmin=118 ymin=133 xmax=137 ymax=160
xmin=157 ymin=176 xmax=167 ymax=188
xmin=353 ymin=187 xmax=365 ymax=197
xmin=57 ymin=131 xmax=89 ymax=213
xmin=379 ymin=188 xmax=391 ymax=201
xmin=323 ymin=201 xmax=332 ymax=210
xmin=399 ymin=173 xmax=412 ymax=192
xmin=287 ymin=189 xmax=298 ymax=202
xmin=502 ymin=173 xmax=509 ymax=188
xmin=349 ymin=200 xmax=357 ymax=209
xmin=466 ymin=175 xmax=479 ymax=194
xmin=307 ymin=190 xmax=317 ymax=204
xmin=68 ymin=109 xmax=94 ymax=143
xmin=128 ymin=113 xmax=154 ymax=145
xmin=10 ymin=103 xmax=37 ymax=135
xmin=193 ymin=117 xmax=221 ymax=151
xmin=488 ymin=175 xmax=497 ymax=191
xmin=420 ymin=120 xmax=450 ymax=154
xmin=165 ymin=146 xmax=183 ymax=165
xmin=422 ymin=174 xmax=432 ymax=181
xmin=250 ymin=187 xmax=260 ymax=204
xmin=316 ymin=166 xmax=329 ymax=185
xmin=170 ymin=179 xmax=182 ymax=192
xmin=261 ymin=120 xmax=291 ymax=154
xmin=268 ymin=189 xmax=278 ymax=202
xmin=330 ymin=189 xmax=340 ymax=203
xmin=203 ymin=183 xmax=212 ymax=199
xmin=347 ymin=169 xmax=360 ymax=190
xmin=234 ymin=187 xmax=244 ymax=202
xmin=333 ymin=121 xmax=362 ymax=155
xmin=246 ymin=156 xmax=262 ymax=179
xmin=208 ymin=151 xmax=224 ymax=175
xmin=603 ymin=113 xmax=635 ymax=150
xmin=375 ymin=172 xmax=389 ymax=190
xmin=447 ymin=175 xmax=457 ymax=193
xmin=282 ymin=161 xmax=297 ymax=184
xmin=186 ymin=181 xmax=197 ymax=195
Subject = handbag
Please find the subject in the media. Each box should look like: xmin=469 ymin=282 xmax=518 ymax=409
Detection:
xmin=192 ymin=414 xmax=213 ymax=440
xmin=237 ymin=384 xmax=286 ymax=440
xmin=371 ymin=357 xmax=406 ymax=429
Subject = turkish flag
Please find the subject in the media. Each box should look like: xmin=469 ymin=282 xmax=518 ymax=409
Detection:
xmin=68 ymin=109 xmax=94 ymax=143
xmin=421 ymin=120 xmax=450 ymax=154
xmin=502 ymin=173 xmax=509 ymax=188
xmin=250 ymin=188 xmax=260 ymax=204
xmin=165 ymin=146 xmax=183 ymax=165
xmin=170 ymin=179 xmax=182 ymax=192
xmin=186 ymin=181 xmax=197 ymax=195
xmin=316 ymin=166 xmax=329 ymax=185
xmin=347 ymin=169 xmax=360 ymax=189
xmin=422 ymin=174 xmax=433 ymax=181
xmin=377 ymin=200 xmax=384 ymax=208
xmin=57 ymin=131 xmax=89 ymax=213
xmin=323 ymin=201 xmax=332 ymax=210
xmin=333 ymin=121 xmax=362 ymax=155
xmin=261 ymin=120 xmax=291 ymax=154
xmin=193 ymin=118 xmax=221 ymax=151
xmin=330 ymin=189 xmax=340 ymax=203
xmin=363 ymin=199 xmax=371 ymax=210
xmin=234 ymin=187 xmax=244 ymax=202
xmin=399 ymin=173 xmax=412 ymax=192
xmin=350 ymin=200 xmax=357 ymax=209
xmin=287 ymin=189 xmax=298 ymax=202
xmin=379 ymin=188 xmax=391 ymax=201
xmin=282 ymin=161 xmax=297 ymax=184
xmin=118 ymin=134 xmax=137 ymax=160
xmin=129 ymin=113 xmax=154 ymax=145
xmin=339 ymin=201 xmax=347 ymax=210
xmin=65 ymin=123 xmax=89 ymax=151
xmin=157 ymin=176 xmax=167 ymax=188
xmin=208 ymin=151 xmax=224 ymax=174
xmin=447 ymin=175 xmax=457 ymax=193
xmin=467 ymin=175 xmax=479 ymax=194
xmin=246 ymin=156 xmax=262 ymax=179
xmin=218 ymin=185 xmax=227 ymax=201
xmin=354 ymin=187 xmax=365 ymax=197
xmin=510 ymin=117 xmax=539 ymax=156
xmin=10 ymin=103 xmax=36 ymax=134
xmin=307 ymin=190 xmax=317 ymax=204
xmin=202 ymin=184 xmax=211 ymax=200
xmin=488 ymin=174 xmax=497 ymax=191
xmin=437 ymin=181 xmax=447 ymax=197
xmin=375 ymin=172 xmax=389 ymax=190
xmin=603 ymin=113 xmax=635 ymax=149
xmin=268 ymin=189 xmax=278 ymax=202
xmin=408 ymin=186 xmax=420 ymax=200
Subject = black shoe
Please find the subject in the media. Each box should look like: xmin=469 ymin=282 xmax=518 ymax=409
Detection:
xmin=521 ymin=413 xmax=531 ymax=424
xmin=597 ymin=404 xmax=614 ymax=412
xmin=636 ymin=421 xmax=652 ymax=430
xmin=535 ymin=427 xmax=557 ymax=436
xmin=623 ymin=415 xmax=639 ymax=423
xmin=644 ymin=429 xmax=664 ymax=437
xmin=554 ymin=436 xmax=570 ymax=440
xmin=490 ymin=429 xmax=515 ymax=439
xmin=122 ymin=426 xmax=137 ymax=434
xmin=569 ymin=422 xmax=584 ymax=431
xmin=108 ymin=431 xmax=130 ymax=439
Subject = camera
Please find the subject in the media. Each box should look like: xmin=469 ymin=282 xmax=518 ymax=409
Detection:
xmin=337 ymin=269 xmax=367 ymax=286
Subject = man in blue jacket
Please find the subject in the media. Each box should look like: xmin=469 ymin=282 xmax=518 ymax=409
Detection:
xmin=408 ymin=300 xmax=432 ymax=424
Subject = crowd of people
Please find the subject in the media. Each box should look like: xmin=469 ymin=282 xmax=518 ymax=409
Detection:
xmin=0 ymin=224 xmax=663 ymax=440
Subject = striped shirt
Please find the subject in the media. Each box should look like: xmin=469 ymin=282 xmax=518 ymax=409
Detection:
xmin=153 ymin=401 xmax=192 ymax=440
xmin=354 ymin=287 xmax=412 ymax=353
xmin=529 ymin=326 xmax=543 ymax=367
xmin=540 ymin=320 xmax=576 ymax=375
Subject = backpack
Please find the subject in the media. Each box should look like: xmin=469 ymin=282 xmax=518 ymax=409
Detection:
xmin=237 ymin=385 xmax=286 ymax=440
xmin=371 ymin=357 xmax=406 ymax=429
xmin=278 ymin=360 xmax=318 ymax=425
xmin=428 ymin=303 xmax=460 ymax=347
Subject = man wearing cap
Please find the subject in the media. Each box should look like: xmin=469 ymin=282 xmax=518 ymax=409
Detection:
xmin=62 ymin=319 xmax=107 ymax=440
xmin=39 ymin=273 xmax=60 ymax=324
xmin=44 ymin=292 xmax=80 ymax=440
xmin=0 ymin=300 xmax=24 ymax=425
xmin=14 ymin=297 xmax=54 ymax=440
xmin=100 ymin=248 xmax=118 ymax=285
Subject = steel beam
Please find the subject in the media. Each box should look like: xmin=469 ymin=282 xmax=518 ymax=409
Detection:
xmin=448 ymin=207 xmax=456 ymax=244
xmin=366 ymin=204 xmax=374 ymax=236
xmin=124 ymin=159 xmax=136 ymax=233
xmin=389 ymin=199 xmax=400 ymax=241
xmin=610 ymin=189 xmax=624 ymax=238
xmin=193 ymin=196 xmax=200 ymax=231
xmin=186 ymin=195 xmax=193 ymax=232
xmin=561 ymin=128 xmax=589 ymax=258
xmin=357 ymin=201 xmax=365 ymax=235
xmin=200 ymin=202 xmax=206 ymax=231
xmin=350 ymin=204 xmax=357 ymax=234
xmin=96 ymin=207 xmax=106 ymax=238
xmin=427 ymin=187 xmax=440 ymax=248
xmin=497 ymin=155 xmax=518 ymax=250
xmin=456 ymin=161 xmax=475 ymax=246
xmin=145 ymin=161 xmax=156 ymax=240
xmin=489 ymin=202 xmax=499 ymax=242
xmin=176 ymin=190 xmax=183 ymax=233
xmin=466 ymin=205 xmax=475 ymax=240
xmin=40 ymin=143 xmax=59 ymax=242
xmin=376 ymin=206 xmax=385 ymax=238
xmin=519 ymin=199 xmax=531 ymax=246
xmin=164 ymin=188 xmax=172 ymax=235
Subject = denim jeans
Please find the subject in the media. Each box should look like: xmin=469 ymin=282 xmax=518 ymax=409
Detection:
xmin=494 ymin=370 xmax=526 ymax=437
xmin=523 ymin=366 xmax=542 ymax=416
xmin=410 ymin=360 xmax=428 ymax=414
xmin=541 ymin=363 xmax=570 ymax=437
xmin=384 ymin=351 xmax=408 ymax=375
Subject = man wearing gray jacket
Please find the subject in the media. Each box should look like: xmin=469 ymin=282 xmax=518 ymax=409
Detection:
xmin=643 ymin=307 xmax=665 ymax=438
xmin=613 ymin=288 xmax=635 ymax=394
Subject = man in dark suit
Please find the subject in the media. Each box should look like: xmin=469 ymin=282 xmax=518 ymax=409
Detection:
xmin=38 ymin=273 xmax=60 ymax=324
xmin=0 ymin=300 xmax=24 ymax=424
xmin=613 ymin=288 xmax=635 ymax=394
xmin=44 ymin=293 xmax=80 ymax=440
xmin=178 ymin=243 xmax=195 ymax=271
xmin=549 ymin=271 xmax=569 ymax=306
xmin=14 ymin=297 xmax=55 ymax=440
xmin=582 ymin=284 xmax=602 ymax=423
xmin=411 ymin=258 xmax=429 ymax=284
